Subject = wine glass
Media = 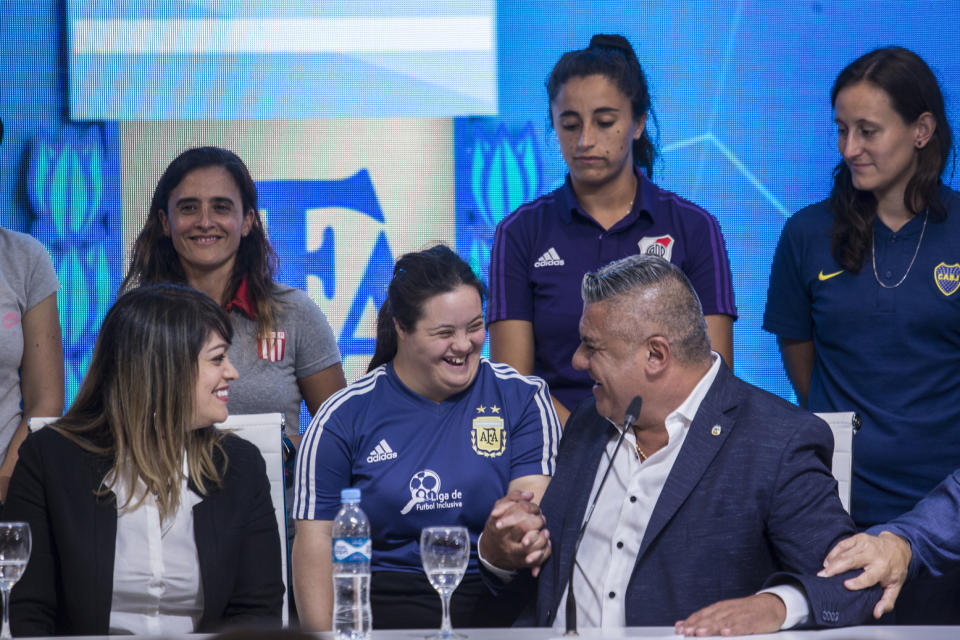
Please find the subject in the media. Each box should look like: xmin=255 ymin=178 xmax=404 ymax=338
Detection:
xmin=420 ymin=526 xmax=470 ymax=639
xmin=0 ymin=522 xmax=30 ymax=639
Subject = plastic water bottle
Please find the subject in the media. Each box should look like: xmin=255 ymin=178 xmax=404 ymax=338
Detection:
xmin=332 ymin=487 xmax=372 ymax=639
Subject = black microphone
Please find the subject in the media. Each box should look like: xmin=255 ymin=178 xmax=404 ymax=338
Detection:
xmin=564 ymin=395 xmax=642 ymax=636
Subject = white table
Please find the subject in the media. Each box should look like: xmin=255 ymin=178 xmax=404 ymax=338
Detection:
xmin=23 ymin=627 xmax=960 ymax=639
xmin=310 ymin=627 xmax=960 ymax=640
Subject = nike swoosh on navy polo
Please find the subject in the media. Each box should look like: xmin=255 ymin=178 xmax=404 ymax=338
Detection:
xmin=818 ymin=269 xmax=844 ymax=281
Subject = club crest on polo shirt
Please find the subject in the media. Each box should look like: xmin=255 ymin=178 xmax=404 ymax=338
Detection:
xmin=258 ymin=330 xmax=287 ymax=361
xmin=400 ymin=469 xmax=463 ymax=514
xmin=638 ymin=234 xmax=675 ymax=261
xmin=471 ymin=405 xmax=505 ymax=457
xmin=934 ymin=262 xmax=960 ymax=296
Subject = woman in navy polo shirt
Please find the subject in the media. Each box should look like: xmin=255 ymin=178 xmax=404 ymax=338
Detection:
xmin=764 ymin=47 xmax=960 ymax=622
xmin=488 ymin=34 xmax=736 ymax=425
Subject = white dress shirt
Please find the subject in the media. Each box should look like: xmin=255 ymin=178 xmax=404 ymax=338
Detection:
xmin=108 ymin=460 xmax=204 ymax=635
xmin=552 ymin=354 xmax=808 ymax=631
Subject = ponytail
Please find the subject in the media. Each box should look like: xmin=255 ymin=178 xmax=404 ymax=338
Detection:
xmin=547 ymin=33 xmax=659 ymax=176
xmin=367 ymin=299 xmax=398 ymax=372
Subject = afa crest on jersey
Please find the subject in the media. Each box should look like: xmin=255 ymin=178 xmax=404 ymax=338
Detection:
xmin=934 ymin=262 xmax=960 ymax=297
xmin=471 ymin=416 xmax=506 ymax=457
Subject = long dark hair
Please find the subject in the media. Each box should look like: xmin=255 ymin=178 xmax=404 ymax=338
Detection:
xmin=367 ymin=245 xmax=485 ymax=372
xmin=52 ymin=284 xmax=232 ymax=520
xmin=547 ymin=33 xmax=659 ymax=177
xmin=829 ymin=47 xmax=954 ymax=272
xmin=120 ymin=146 xmax=281 ymax=339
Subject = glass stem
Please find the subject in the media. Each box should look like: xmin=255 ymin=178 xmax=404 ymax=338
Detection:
xmin=440 ymin=591 xmax=453 ymax=637
xmin=2 ymin=586 xmax=10 ymax=639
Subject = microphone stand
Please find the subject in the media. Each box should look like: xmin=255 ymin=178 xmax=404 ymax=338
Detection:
xmin=564 ymin=396 xmax=642 ymax=636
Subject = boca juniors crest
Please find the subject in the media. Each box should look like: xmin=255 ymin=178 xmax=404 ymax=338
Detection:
xmin=934 ymin=262 xmax=960 ymax=297
xmin=471 ymin=415 xmax=506 ymax=457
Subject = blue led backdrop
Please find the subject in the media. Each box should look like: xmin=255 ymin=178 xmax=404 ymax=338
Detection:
xmin=3 ymin=0 xmax=959 ymax=417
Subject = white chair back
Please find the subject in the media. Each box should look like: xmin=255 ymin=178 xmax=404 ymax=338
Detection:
xmin=813 ymin=411 xmax=859 ymax=513
xmin=215 ymin=413 xmax=289 ymax=626
xmin=28 ymin=413 xmax=290 ymax=626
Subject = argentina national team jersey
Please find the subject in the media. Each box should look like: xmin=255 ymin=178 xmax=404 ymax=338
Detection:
xmin=293 ymin=358 xmax=561 ymax=574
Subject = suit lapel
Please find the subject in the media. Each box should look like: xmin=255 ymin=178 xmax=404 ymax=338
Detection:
xmin=88 ymin=455 xmax=117 ymax=632
xmin=636 ymin=364 xmax=740 ymax=561
xmin=192 ymin=478 xmax=217 ymax=627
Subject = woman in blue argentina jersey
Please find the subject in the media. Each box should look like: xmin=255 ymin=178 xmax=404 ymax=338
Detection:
xmin=292 ymin=245 xmax=560 ymax=630
xmin=764 ymin=47 xmax=960 ymax=623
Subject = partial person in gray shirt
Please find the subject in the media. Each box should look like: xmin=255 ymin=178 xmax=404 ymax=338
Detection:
xmin=0 ymin=117 xmax=64 ymax=501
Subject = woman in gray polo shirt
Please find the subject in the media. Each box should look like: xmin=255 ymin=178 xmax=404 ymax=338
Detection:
xmin=121 ymin=146 xmax=346 ymax=445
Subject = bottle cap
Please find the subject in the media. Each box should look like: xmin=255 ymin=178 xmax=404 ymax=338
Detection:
xmin=341 ymin=487 xmax=361 ymax=503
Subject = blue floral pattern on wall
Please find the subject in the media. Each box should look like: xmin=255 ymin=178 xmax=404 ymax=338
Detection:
xmin=26 ymin=124 xmax=121 ymax=403
xmin=455 ymin=120 xmax=544 ymax=287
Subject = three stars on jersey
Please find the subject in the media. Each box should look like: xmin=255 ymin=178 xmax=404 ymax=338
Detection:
xmin=472 ymin=404 xmax=506 ymax=458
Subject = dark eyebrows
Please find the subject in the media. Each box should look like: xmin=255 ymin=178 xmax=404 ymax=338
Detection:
xmin=557 ymin=107 xmax=620 ymax=118
xmin=175 ymin=197 xmax=200 ymax=208
xmin=835 ymin=116 xmax=880 ymax=128
xmin=427 ymin=314 xmax=484 ymax=331
xmin=202 ymin=340 xmax=229 ymax=354
xmin=580 ymin=334 xmax=600 ymax=347
xmin=175 ymin=196 xmax=236 ymax=209
xmin=558 ymin=107 xmax=620 ymax=120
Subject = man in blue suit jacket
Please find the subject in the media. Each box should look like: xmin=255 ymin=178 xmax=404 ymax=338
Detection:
xmin=820 ymin=469 xmax=960 ymax=620
xmin=480 ymin=255 xmax=879 ymax=635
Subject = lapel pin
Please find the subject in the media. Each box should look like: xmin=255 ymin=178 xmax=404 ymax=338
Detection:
xmin=711 ymin=425 xmax=722 ymax=436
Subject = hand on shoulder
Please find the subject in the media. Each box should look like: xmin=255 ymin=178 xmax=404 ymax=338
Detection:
xmin=819 ymin=531 xmax=911 ymax=619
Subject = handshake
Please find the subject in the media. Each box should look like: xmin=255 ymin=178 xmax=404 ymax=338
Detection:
xmin=478 ymin=490 xmax=552 ymax=577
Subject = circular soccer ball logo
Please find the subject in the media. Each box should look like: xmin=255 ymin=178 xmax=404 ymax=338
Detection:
xmin=409 ymin=469 xmax=441 ymax=501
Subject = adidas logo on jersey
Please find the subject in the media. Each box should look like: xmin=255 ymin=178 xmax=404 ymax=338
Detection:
xmin=367 ymin=439 xmax=398 ymax=463
xmin=534 ymin=247 xmax=565 ymax=267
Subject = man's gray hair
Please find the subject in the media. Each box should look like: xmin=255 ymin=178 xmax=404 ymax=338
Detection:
xmin=581 ymin=254 xmax=712 ymax=364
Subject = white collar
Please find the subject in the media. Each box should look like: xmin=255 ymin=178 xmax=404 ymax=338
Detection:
xmin=666 ymin=352 xmax=722 ymax=426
